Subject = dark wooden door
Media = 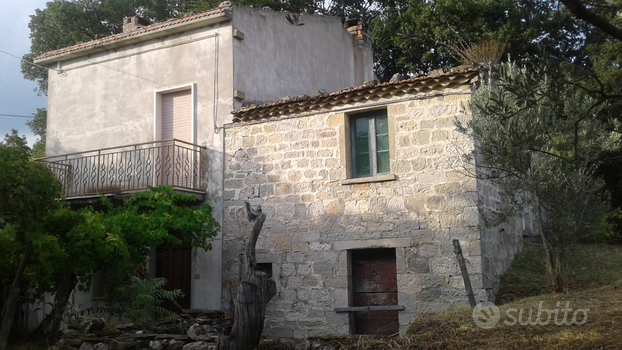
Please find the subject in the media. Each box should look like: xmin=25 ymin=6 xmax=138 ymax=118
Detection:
xmin=156 ymin=246 xmax=192 ymax=309
xmin=351 ymin=248 xmax=399 ymax=335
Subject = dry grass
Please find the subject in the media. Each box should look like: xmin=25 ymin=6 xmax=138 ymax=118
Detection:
xmin=444 ymin=39 xmax=506 ymax=65
xmin=309 ymin=244 xmax=622 ymax=350
xmin=310 ymin=284 xmax=622 ymax=349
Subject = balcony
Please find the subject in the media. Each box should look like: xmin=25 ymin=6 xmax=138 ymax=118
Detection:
xmin=36 ymin=139 xmax=207 ymax=200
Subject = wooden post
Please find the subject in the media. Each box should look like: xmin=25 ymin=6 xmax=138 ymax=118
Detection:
xmin=452 ymin=239 xmax=476 ymax=308
xmin=219 ymin=202 xmax=276 ymax=350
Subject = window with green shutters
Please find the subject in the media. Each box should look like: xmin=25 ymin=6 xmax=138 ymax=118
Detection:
xmin=350 ymin=110 xmax=390 ymax=178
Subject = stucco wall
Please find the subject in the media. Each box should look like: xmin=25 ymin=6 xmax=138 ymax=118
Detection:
xmin=222 ymin=85 xmax=487 ymax=339
xmin=44 ymin=21 xmax=235 ymax=311
xmin=231 ymin=7 xmax=373 ymax=107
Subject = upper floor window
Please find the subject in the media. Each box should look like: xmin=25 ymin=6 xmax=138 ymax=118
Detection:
xmin=350 ymin=110 xmax=389 ymax=178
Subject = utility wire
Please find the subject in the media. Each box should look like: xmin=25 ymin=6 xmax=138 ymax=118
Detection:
xmin=0 ymin=114 xmax=34 ymax=119
xmin=0 ymin=48 xmax=66 ymax=75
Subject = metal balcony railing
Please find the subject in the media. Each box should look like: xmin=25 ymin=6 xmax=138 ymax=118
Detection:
xmin=36 ymin=139 xmax=207 ymax=199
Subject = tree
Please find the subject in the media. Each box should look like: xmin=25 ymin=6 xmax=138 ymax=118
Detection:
xmin=0 ymin=135 xmax=220 ymax=345
xmin=0 ymin=132 xmax=62 ymax=350
xmin=372 ymin=0 xmax=590 ymax=81
xmin=26 ymin=108 xmax=47 ymax=158
xmin=457 ymin=60 xmax=620 ymax=291
xmin=22 ymin=0 xmax=191 ymax=96
xmin=28 ymin=187 xmax=220 ymax=336
xmin=559 ymin=0 xmax=622 ymax=41
xmin=220 ymin=202 xmax=275 ymax=350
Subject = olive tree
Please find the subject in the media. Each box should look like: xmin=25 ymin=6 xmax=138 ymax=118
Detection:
xmin=458 ymin=60 xmax=620 ymax=292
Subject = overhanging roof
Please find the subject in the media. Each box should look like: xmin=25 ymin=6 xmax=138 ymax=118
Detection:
xmin=34 ymin=6 xmax=232 ymax=65
xmin=231 ymin=68 xmax=479 ymax=123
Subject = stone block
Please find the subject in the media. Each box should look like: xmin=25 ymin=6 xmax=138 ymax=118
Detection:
xmin=325 ymin=200 xmax=343 ymax=215
xmin=416 ymin=242 xmax=439 ymax=256
xmin=416 ymin=287 xmax=442 ymax=302
xmin=447 ymin=192 xmax=477 ymax=207
xmin=462 ymin=206 xmax=479 ymax=227
xmin=276 ymin=184 xmax=292 ymax=196
xmin=426 ymin=195 xmax=447 ymax=211
xmin=407 ymin=257 xmax=430 ymax=273
xmin=429 ymin=256 xmax=459 ymax=274
xmin=281 ymin=263 xmax=296 ymax=277
xmin=387 ymin=196 xmax=405 ymax=212
xmin=287 ymin=252 xmax=305 ymax=263
xmin=310 ymin=289 xmax=332 ymax=303
xmin=287 ymin=276 xmax=303 ymax=288
xmin=412 ymin=130 xmax=430 ymax=145
xmin=431 ymin=130 xmax=449 ymax=142
xmin=242 ymin=136 xmax=255 ymax=147
xmin=303 ymin=276 xmax=320 ymax=287
xmin=313 ymin=261 xmax=334 ymax=276
xmin=275 ymin=235 xmax=292 ymax=251
xmin=417 ymin=172 xmax=447 ymax=184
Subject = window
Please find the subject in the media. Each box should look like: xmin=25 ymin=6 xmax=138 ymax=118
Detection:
xmin=350 ymin=110 xmax=389 ymax=178
xmin=256 ymin=263 xmax=273 ymax=279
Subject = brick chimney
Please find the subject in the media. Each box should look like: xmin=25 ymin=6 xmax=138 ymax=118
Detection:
xmin=344 ymin=19 xmax=373 ymax=85
xmin=344 ymin=19 xmax=370 ymax=44
xmin=123 ymin=16 xmax=151 ymax=33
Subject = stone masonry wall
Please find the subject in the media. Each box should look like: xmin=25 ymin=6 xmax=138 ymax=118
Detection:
xmin=222 ymin=85 xmax=489 ymax=340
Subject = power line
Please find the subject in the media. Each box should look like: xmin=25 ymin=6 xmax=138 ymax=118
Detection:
xmin=0 ymin=48 xmax=65 ymax=75
xmin=0 ymin=114 xmax=34 ymax=119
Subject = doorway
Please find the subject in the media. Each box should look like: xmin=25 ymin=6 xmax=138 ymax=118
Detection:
xmin=350 ymin=248 xmax=399 ymax=335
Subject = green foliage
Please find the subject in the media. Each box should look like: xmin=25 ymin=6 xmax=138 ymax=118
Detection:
xmin=499 ymin=244 xmax=622 ymax=301
xmin=584 ymin=208 xmax=622 ymax=244
xmin=22 ymin=186 xmax=220 ymax=299
xmin=109 ymin=276 xmax=183 ymax=323
xmin=0 ymin=131 xmax=61 ymax=246
xmin=27 ymin=108 xmax=47 ymax=158
xmin=458 ymin=59 xmax=620 ymax=289
xmin=0 ymin=142 xmax=219 ymax=329
xmin=372 ymin=0 xmax=587 ymax=80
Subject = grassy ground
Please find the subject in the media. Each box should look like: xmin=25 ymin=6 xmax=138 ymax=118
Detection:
xmin=310 ymin=244 xmax=622 ymax=350
xmin=498 ymin=244 xmax=622 ymax=303
xmin=8 ymin=244 xmax=622 ymax=349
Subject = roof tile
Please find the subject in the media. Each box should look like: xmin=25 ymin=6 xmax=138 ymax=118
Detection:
xmin=231 ymin=68 xmax=479 ymax=123
xmin=35 ymin=6 xmax=229 ymax=61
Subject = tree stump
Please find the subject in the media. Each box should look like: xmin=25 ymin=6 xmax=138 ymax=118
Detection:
xmin=219 ymin=202 xmax=276 ymax=350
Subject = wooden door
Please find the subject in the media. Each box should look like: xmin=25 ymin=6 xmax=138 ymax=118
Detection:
xmin=156 ymin=246 xmax=192 ymax=309
xmin=351 ymin=248 xmax=399 ymax=335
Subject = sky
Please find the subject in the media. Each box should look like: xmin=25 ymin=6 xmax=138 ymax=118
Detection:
xmin=0 ymin=0 xmax=50 ymax=146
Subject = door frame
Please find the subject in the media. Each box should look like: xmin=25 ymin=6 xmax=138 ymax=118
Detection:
xmin=153 ymin=83 xmax=197 ymax=143
xmin=153 ymin=83 xmax=197 ymax=187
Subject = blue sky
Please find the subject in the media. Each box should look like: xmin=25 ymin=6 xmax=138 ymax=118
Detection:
xmin=0 ymin=0 xmax=50 ymax=146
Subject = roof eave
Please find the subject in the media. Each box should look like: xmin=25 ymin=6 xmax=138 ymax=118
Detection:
xmin=34 ymin=10 xmax=232 ymax=65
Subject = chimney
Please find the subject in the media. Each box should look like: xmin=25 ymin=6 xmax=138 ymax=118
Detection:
xmin=344 ymin=19 xmax=370 ymax=44
xmin=344 ymin=19 xmax=373 ymax=86
xmin=123 ymin=16 xmax=150 ymax=33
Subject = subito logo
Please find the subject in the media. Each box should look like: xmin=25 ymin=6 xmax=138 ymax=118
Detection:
xmin=472 ymin=302 xmax=500 ymax=329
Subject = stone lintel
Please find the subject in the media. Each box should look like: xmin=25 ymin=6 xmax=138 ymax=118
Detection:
xmin=333 ymin=238 xmax=411 ymax=250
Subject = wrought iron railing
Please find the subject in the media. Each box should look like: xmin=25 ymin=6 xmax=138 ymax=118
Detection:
xmin=36 ymin=139 xmax=207 ymax=198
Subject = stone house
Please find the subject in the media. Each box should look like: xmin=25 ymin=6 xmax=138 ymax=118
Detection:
xmin=33 ymin=3 xmax=373 ymax=313
xmin=222 ymin=69 xmax=526 ymax=338
xmin=33 ymin=2 xmax=528 ymax=341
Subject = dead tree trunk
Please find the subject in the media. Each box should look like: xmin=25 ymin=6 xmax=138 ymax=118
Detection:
xmin=219 ymin=202 xmax=276 ymax=350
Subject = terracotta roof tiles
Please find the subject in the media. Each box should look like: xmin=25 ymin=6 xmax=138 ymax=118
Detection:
xmin=35 ymin=6 xmax=230 ymax=61
xmin=231 ymin=68 xmax=479 ymax=123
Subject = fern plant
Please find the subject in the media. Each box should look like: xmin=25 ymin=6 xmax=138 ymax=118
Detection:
xmin=110 ymin=276 xmax=182 ymax=324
